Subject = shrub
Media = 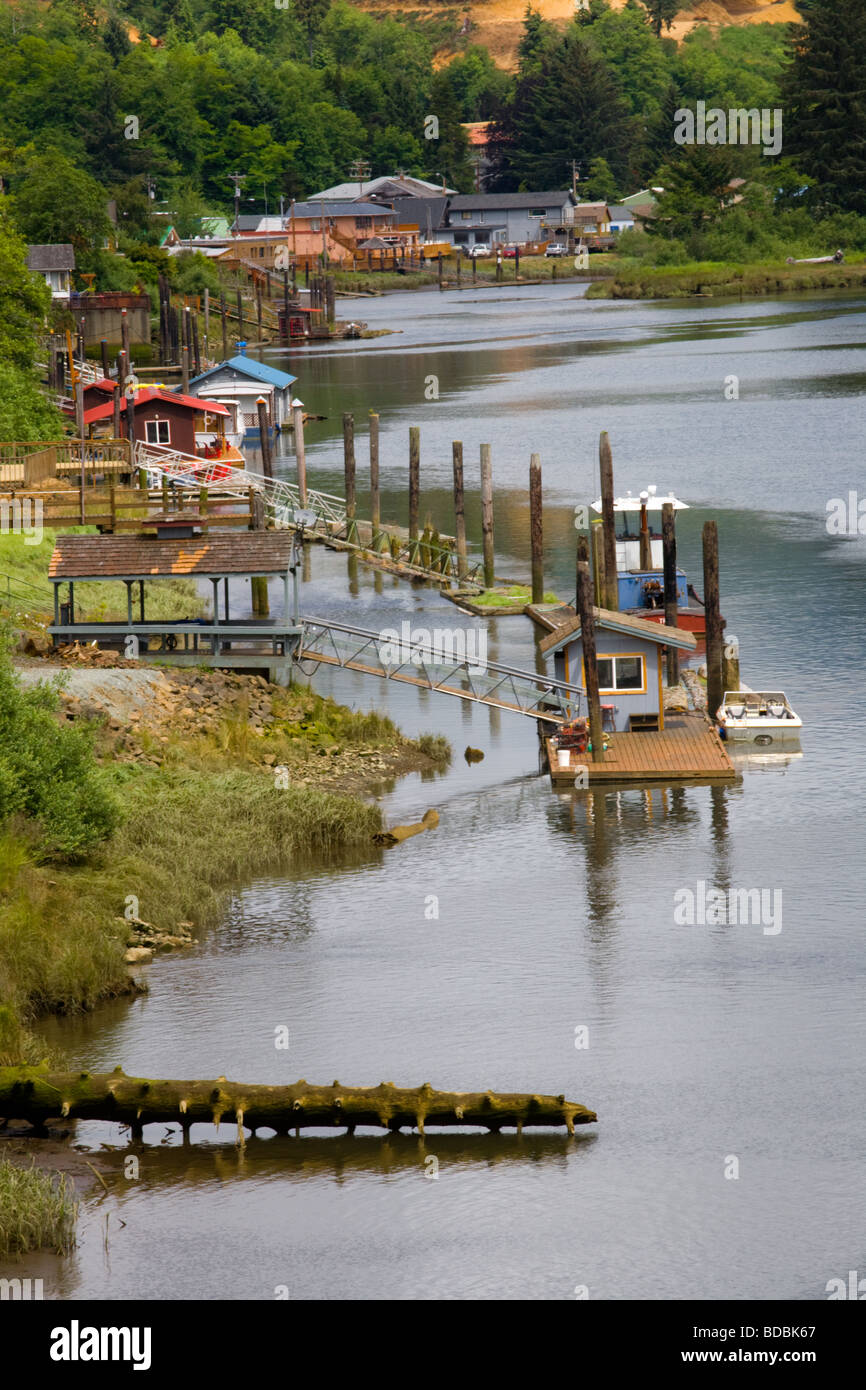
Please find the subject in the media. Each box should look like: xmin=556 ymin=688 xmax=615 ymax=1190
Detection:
xmin=0 ymin=638 xmax=118 ymax=861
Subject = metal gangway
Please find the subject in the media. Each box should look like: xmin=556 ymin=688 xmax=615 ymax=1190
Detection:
xmin=133 ymin=440 xmax=346 ymax=530
xmin=295 ymin=616 xmax=584 ymax=723
xmin=133 ymin=441 xmax=485 ymax=587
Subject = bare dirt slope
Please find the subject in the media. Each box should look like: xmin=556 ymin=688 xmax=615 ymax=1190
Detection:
xmin=363 ymin=0 xmax=800 ymax=71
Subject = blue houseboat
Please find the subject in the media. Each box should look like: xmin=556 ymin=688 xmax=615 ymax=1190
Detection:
xmin=540 ymin=606 xmax=697 ymax=733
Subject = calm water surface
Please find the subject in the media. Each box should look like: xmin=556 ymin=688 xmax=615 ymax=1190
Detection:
xmin=30 ymin=285 xmax=866 ymax=1300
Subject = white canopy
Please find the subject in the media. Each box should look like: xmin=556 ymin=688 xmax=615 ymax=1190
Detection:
xmin=591 ymin=489 xmax=689 ymax=513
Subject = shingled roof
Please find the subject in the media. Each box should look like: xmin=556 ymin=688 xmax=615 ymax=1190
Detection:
xmin=539 ymin=606 xmax=698 ymax=655
xmin=27 ymin=244 xmax=75 ymax=271
xmin=49 ymin=532 xmax=296 ymax=581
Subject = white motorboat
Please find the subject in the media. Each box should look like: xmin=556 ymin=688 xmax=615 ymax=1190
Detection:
xmin=716 ymin=691 xmax=803 ymax=745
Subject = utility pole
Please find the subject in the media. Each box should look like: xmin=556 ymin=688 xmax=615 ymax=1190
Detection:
xmin=229 ymin=172 xmax=246 ymax=233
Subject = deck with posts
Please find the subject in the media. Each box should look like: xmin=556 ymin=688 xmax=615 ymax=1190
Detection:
xmin=547 ymin=715 xmax=736 ymax=785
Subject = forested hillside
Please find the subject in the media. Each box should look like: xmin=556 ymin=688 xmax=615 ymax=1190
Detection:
xmin=0 ymin=0 xmax=863 ymax=295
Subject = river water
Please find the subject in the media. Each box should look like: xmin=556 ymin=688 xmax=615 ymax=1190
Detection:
xmin=33 ymin=284 xmax=866 ymax=1300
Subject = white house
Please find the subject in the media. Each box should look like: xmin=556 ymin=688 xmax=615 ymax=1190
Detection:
xmin=27 ymin=244 xmax=75 ymax=301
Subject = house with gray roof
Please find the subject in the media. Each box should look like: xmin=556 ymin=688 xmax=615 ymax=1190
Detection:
xmin=27 ymin=244 xmax=75 ymax=300
xmin=442 ymin=191 xmax=576 ymax=248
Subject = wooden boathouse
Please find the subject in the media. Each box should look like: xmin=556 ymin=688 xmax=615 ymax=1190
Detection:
xmin=540 ymin=606 xmax=736 ymax=785
xmin=47 ymin=532 xmax=303 ymax=683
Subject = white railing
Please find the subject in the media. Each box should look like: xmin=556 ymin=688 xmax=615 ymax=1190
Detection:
xmin=133 ymin=441 xmax=347 ymax=531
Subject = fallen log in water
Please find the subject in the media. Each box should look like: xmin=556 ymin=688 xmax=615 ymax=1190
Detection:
xmin=0 ymin=1069 xmax=595 ymax=1139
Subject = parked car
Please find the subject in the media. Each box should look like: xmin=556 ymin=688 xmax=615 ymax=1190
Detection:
xmin=544 ymin=243 xmax=568 ymax=258
xmin=469 ymin=244 xmax=491 ymax=258
xmin=502 ymin=245 xmax=520 ymax=259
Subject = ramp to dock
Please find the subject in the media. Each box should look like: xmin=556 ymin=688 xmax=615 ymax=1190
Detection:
xmin=547 ymin=717 xmax=736 ymax=784
xmin=297 ymin=616 xmax=584 ymax=722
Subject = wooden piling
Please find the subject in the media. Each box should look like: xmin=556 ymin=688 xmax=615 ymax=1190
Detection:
xmin=662 ymin=502 xmax=679 ymax=685
xmin=236 ymin=290 xmax=243 ymax=343
xmin=452 ymin=440 xmax=468 ymax=582
xmin=256 ymin=283 xmax=263 ymax=342
xmin=117 ymin=350 xmax=127 ymax=393
xmin=576 ymin=563 xmax=604 ymax=763
xmin=112 ymin=384 xmax=121 ymax=442
xmin=257 ymin=398 xmax=273 ymax=481
xmin=480 ymin=442 xmax=494 ymax=588
xmin=590 ymin=519 xmax=605 ymax=607
xmin=203 ymin=288 xmax=209 ymax=357
xmin=191 ymin=311 xmax=201 ymax=376
xmin=100 ymin=339 xmax=110 ymax=379
xmin=529 ymin=452 xmax=544 ymax=604
xmin=181 ymin=345 xmax=190 ymax=395
xmin=369 ymin=410 xmax=380 ymax=546
xmin=220 ymin=291 xmax=228 ymax=359
xmin=639 ymin=495 xmax=653 ymax=570
xmin=576 ymin=532 xmax=590 ymax=606
xmin=702 ymin=521 xmax=724 ymax=721
xmin=292 ymin=400 xmax=307 ymax=506
xmin=408 ymin=426 xmax=420 ymax=542
xmin=437 ymin=253 xmax=444 ymax=292
xmin=120 ymin=309 xmax=130 ymax=372
xmin=343 ymin=412 xmax=356 ymax=541
xmin=599 ymin=431 xmax=618 ymax=610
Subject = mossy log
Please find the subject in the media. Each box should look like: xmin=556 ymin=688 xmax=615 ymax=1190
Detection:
xmin=0 ymin=1068 xmax=596 ymax=1139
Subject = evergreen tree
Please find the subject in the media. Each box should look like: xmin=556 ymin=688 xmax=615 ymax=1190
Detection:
xmin=640 ymin=1 xmax=679 ymax=38
xmin=516 ymin=5 xmax=552 ymax=76
xmin=649 ymin=146 xmax=738 ymax=239
xmin=785 ymin=0 xmax=866 ymax=214
xmin=427 ymin=70 xmax=474 ymax=191
xmin=490 ymin=34 xmax=634 ymax=191
xmin=292 ymin=0 xmax=331 ymax=62
xmin=103 ymin=9 xmax=132 ymax=62
xmin=643 ymin=81 xmax=685 ymax=178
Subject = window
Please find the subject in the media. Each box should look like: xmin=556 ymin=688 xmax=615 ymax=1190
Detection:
xmin=530 ymin=208 xmax=546 ymax=218
xmin=462 ymin=210 xmax=472 ymax=220
xmin=145 ymin=419 xmax=170 ymax=445
xmin=594 ymin=654 xmax=646 ymax=692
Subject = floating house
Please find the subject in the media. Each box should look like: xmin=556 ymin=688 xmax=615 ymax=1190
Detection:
xmin=83 ymin=388 xmax=236 ymax=462
xmin=540 ymin=607 xmax=697 ymax=734
xmin=184 ymin=354 xmax=297 ymax=438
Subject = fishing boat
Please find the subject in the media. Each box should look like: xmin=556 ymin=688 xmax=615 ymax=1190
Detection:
xmin=716 ymin=691 xmax=803 ymax=745
xmin=590 ymin=486 xmax=716 ymax=636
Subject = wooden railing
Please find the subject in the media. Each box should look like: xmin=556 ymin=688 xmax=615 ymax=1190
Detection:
xmin=0 ymin=438 xmax=131 ymax=486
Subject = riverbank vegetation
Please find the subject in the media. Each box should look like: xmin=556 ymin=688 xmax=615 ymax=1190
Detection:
xmin=0 ymin=1157 xmax=77 ymax=1257
xmin=0 ymin=636 xmax=449 ymax=1066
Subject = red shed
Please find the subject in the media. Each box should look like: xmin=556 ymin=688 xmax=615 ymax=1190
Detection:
xmin=83 ymin=388 xmax=230 ymax=458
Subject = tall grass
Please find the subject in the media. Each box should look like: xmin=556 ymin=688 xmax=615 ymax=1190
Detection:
xmin=0 ymin=1158 xmax=78 ymax=1257
xmin=0 ymin=773 xmax=382 ymax=1063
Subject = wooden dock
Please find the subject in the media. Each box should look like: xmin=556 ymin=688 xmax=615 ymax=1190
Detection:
xmin=547 ymin=715 xmax=736 ymax=785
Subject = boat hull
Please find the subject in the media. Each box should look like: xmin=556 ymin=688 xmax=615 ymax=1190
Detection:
xmin=626 ymin=606 xmax=710 ymax=636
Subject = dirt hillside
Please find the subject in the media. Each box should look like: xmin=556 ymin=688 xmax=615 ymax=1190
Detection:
xmin=363 ymin=0 xmax=801 ymax=71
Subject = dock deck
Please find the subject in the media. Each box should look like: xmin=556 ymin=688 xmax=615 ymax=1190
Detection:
xmin=547 ymin=716 xmax=736 ymax=785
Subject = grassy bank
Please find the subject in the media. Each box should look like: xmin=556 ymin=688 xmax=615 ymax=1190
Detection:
xmin=0 ymin=658 xmax=448 ymax=1066
xmin=0 ymin=1157 xmax=77 ymax=1257
xmin=586 ymin=257 xmax=866 ymax=300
